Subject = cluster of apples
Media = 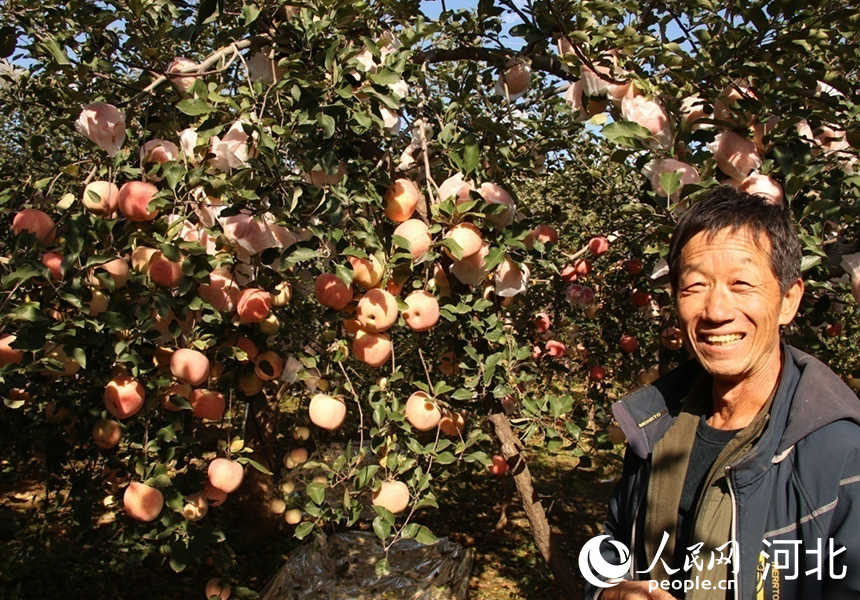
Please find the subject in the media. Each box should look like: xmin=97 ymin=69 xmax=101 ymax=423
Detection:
xmin=13 ymin=210 xmax=292 ymax=522
xmin=313 ymin=178 xmax=447 ymax=368
xmin=114 ymin=345 xmax=247 ymax=523
xmin=122 ymin=455 xmax=245 ymax=524
xmin=404 ymin=390 xmax=467 ymax=437
xmin=304 ymin=392 xmax=415 ymax=514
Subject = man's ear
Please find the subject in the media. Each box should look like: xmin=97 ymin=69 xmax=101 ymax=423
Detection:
xmin=779 ymin=278 xmax=804 ymax=326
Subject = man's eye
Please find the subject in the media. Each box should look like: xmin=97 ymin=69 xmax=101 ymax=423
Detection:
xmin=679 ymin=282 xmax=704 ymax=294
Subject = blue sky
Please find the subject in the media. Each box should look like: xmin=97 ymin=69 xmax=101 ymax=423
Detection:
xmin=419 ymin=0 xmax=527 ymax=49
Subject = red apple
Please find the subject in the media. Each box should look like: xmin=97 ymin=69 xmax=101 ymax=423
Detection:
xmin=123 ymin=482 xmax=164 ymax=522
xmin=587 ymin=236 xmax=610 ymax=257
xmin=314 ymin=274 xmax=353 ymax=311
xmin=104 ymin=375 xmax=146 ymax=419
xmin=623 ymin=258 xmax=643 ymax=275
xmin=92 ymin=419 xmax=122 ymax=449
xmin=170 ymin=348 xmax=210 ymax=386
xmin=533 ymin=312 xmax=551 ymax=333
xmin=620 ymin=335 xmax=638 ymax=353
xmin=489 ymin=455 xmax=509 ymax=475
xmin=117 ymin=181 xmax=160 ymax=222
xmin=545 ymin=340 xmax=566 ymax=357
xmin=631 ymin=290 xmax=652 ymax=307
xmin=573 ymin=259 xmax=591 ymax=276
xmin=41 ymin=252 xmax=64 ymax=281
xmin=190 ymin=389 xmax=226 ymax=420
xmin=0 ymin=334 xmax=24 ymax=366
xmin=13 ymin=209 xmax=56 ymax=245
xmin=825 ymin=322 xmax=843 ymax=337
xmin=148 ymin=251 xmax=184 ymax=287
xmin=236 ymin=288 xmax=272 ymax=322
xmin=208 ymin=458 xmax=244 ymax=493
xmin=589 ymin=365 xmax=606 ymax=381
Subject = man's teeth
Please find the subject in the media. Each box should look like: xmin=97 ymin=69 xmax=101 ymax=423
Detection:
xmin=703 ymin=333 xmax=744 ymax=345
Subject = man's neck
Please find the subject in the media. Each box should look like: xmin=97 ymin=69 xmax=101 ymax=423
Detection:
xmin=708 ymin=348 xmax=784 ymax=431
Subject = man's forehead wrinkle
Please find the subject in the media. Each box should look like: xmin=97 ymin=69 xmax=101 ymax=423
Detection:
xmin=679 ymin=240 xmax=762 ymax=278
xmin=701 ymin=223 xmax=769 ymax=252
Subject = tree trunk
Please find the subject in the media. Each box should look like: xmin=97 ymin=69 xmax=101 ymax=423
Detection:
xmin=228 ymin=395 xmax=280 ymax=544
xmin=488 ymin=412 xmax=579 ymax=599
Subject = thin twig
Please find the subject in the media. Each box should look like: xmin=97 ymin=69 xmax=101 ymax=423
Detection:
xmin=417 ymin=348 xmax=434 ymax=393
xmin=131 ymin=38 xmax=258 ymax=102
xmin=337 ymin=360 xmax=365 ymax=450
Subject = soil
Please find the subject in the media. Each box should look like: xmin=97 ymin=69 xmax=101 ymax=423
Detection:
xmin=0 ymin=448 xmax=617 ymax=600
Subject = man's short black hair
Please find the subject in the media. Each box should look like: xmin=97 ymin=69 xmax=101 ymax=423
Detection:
xmin=668 ymin=186 xmax=802 ymax=295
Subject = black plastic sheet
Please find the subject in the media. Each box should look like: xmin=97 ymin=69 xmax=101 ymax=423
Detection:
xmin=260 ymin=531 xmax=472 ymax=600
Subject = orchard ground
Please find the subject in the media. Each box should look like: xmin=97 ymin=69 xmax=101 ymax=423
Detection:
xmin=0 ymin=436 xmax=617 ymax=600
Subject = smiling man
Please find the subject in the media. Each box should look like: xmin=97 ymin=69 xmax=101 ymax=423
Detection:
xmin=584 ymin=187 xmax=860 ymax=599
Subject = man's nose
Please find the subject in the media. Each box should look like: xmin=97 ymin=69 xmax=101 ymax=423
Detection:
xmin=702 ymin=285 xmax=735 ymax=323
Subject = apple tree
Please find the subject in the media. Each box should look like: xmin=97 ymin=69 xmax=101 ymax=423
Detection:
xmin=0 ymin=0 xmax=859 ymax=597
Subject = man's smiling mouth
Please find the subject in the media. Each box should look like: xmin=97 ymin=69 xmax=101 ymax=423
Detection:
xmin=700 ymin=333 xmax=745 ymax=345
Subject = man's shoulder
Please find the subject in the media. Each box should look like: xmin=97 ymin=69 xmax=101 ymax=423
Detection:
xmin=795 ymin=419 xmax=860 ymax=454
xmin=612 ymin=359 xmax=705 ymax=459
xmin=780 ymin=346 xmax=860 ymax=450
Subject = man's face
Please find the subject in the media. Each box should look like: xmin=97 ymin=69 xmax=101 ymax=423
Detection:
xmin=675 ymin=227 xmax=803 ymax=385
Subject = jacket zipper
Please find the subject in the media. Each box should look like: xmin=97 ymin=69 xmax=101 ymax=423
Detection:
xmin=630 ymin=483 xmax=648 ymax=577
xmin=725 ymin=465 xmax=739 ymax=600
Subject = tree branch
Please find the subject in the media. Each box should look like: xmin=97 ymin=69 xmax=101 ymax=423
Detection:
xmin=487 ymin=412 xmax=578 ymax=598
xmin=413 ymin=47 xmax=572 ymax=81
xmin=130 ymin=37 xmax=264 ymax=103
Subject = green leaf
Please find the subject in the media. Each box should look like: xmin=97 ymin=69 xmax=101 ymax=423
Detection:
xmin=285 ymin=247 xmax=321 ymax=264
xmin=149 ymin=474 xmax=171 ymax=487
xmin=472 ymin=299 xmax=493 ymax=312
xmin=317 ymin=113 xmax=336 ymax=138
xmin=464 ymin=451 xmax=491 ymax=466
xmin=372 ymin=515 xmax=391 ymax=540
xmin=169 ymin=557 xmax=187 ymax=573
xmin=197 ymin=0 xmax=221 ymax=24
xmin=472 ymin=116 xmax=508 ymax=137
xmin=439 ymin=238 xmax=464 ymax=261
xmin=159 ymin=243 xmax=181 ymax=262
xmin=401 ymin=523 xmax=420 ymax=539
xmin=462 ymin=139 xmax=480 ymax=173
xmin=375 ymin=557 xmax=391 ymax=577
xmin=451 ymin=389 xmax=473 ymax=401
xmin=800 ymin=255 xmax=821 ymax=272
xmin=71 ymin=347 xmax=87 ymax=369
xmin=370 ymin=69 xmax=402 ymax=85
xmin=38 ymin=37 xmax=70 ymax=65
xmin=0 ymin=27 xmax=16 ymax=59
xmin=658 ymin=171 xmax=683 ymax=198
xmin=602 ymin=121 xmax=652 ymax=143
xmin=355 ymin=465 xmax=380 ymax=489
xmin=294 ymin=521 xmax=314 ymax=539
xmin=392 ymin=235 xmax=412 ymax=252
xmin=2 ymin=264 xmax=43 ymax=286
xmin=307 ymin=482 xmax=326 ymax=505
xmin=242 ymin=2 xmax=261 ymax=25
xmin=435 ymin=451 xmax=456 ymax=465
xmin=10 ymin=303 xmax=47 ymax=323
xmin=414 ymin=525 xmax=438 ymax=545
xmin=484 ymin=246 xmax=506 ymax=271
xmin=236 ymin=457 xmax=273 ymax=475
xmin=176 ymin=98 xmax=212 ymax=116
